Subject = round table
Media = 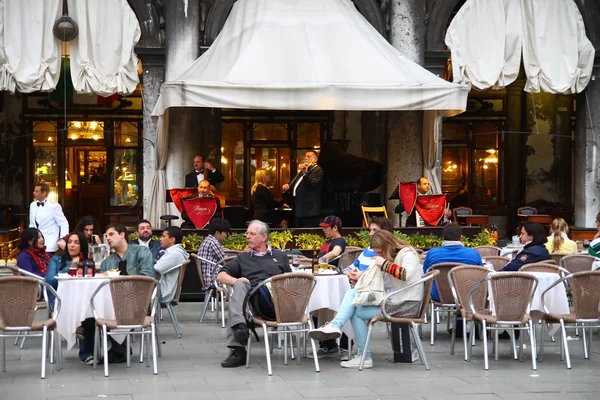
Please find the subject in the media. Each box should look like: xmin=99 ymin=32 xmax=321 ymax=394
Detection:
xmin=306 ymin=274 xmax=354 ymax=340
xmin=54 ymin=276 xmax=125 ymax=350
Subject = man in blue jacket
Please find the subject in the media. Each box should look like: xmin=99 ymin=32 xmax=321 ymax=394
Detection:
xmin=422 ymin=223 xmax=483 ymax=302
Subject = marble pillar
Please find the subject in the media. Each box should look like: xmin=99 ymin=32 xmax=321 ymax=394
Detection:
xmin=574 ymin=68 xmax=600 ymax=227
xmin=386 ymin=0 xmax=426 ymax=222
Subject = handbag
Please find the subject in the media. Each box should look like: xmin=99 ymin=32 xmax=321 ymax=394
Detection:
xmin=352 ymin=264 xmax=385 ymax=306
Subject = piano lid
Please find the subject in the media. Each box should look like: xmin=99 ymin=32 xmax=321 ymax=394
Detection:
xmin=318 ymin=140 xmax=383 ymax=193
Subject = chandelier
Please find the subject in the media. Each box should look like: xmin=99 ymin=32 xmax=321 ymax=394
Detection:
xmin=67 ymin=121 xmax=104 ymax=141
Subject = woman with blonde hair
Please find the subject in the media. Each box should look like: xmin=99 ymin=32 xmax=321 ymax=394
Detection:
xmin=251 ymin=168 xmax=287 ymax=227
xmin=545 ymin=218 xmax=577 ymax=254
xmin=309 ymin=230 xmax=423 ymax=369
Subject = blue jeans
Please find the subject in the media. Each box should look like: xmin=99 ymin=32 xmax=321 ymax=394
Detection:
xmin=330 ymin=289 xmax=379 ymax=358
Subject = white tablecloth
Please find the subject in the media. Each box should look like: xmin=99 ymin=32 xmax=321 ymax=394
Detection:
xmin=592 ymin=260 xmax=600 ymax=271
xmin=488 ymin=271 xmax=569 ymax=316
xmin=500 ymin=245 xmax=523 ymax=259
xmin=306 ymin=274 xmax=354 ymax=339
xmin=54 ymin=277 xmax=123 ymax=350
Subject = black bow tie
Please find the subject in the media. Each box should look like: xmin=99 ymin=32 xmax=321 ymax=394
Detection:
xmin=196 ymin=170 xmax=204 ymax=175
xmin=37 ymin=202 xmax=45 ymax=207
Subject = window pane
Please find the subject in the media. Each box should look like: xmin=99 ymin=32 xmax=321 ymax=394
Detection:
xmin=441 ymin=146 xmax=469 ymax=195
xmin=297 ymin=123 xmax=321 ymax=148
xmin=442 ymin=122 xmax=469 ymax=141
xmin=221 ymin=123 xmax=244 ymax=201
xmin=250 ymin=148 xmax=290 ymax=198
xmin=33 ymin=121 xmax=58 ymax=189
xmin=112 ymin=149 xmax=138 ymax=206
xmin=114 ymin=121 xmax=138 ymax=147
xmin=67 ymin=121 xmax=104 ymax=142
xmin=32 ymin=121 xmax=57 ymax=144
xmin=473 ymin=149 xmax=499 ymax=206
xmin=253 ymin=123 xmax=287 ymax=141
xmin=473 ymin=121 xmax=498 ymax=148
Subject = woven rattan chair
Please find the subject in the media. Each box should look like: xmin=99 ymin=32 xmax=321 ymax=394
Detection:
xmin=448 ymin=265 xmax=490 ymax=361
xmin=0 ymin=276 xmax=60 ymax=379
xmin=484 ymin=256 xmax=511 ymax=271
xmin=336 ymin=249 xmax=363 ymax=270
xmin=474 ymin=246 xmax=501 ymax=257
xmin=91 ymin=276 xmax=159 ymax=377
xmin=561 ymin=254 xmax=595 ymax=274
xmin=193 ymin=254 xmax=236 ymax=327
xmin=155 ymin=259 xmax=191 ymax=339
xmin=468 ymin=272 xmax=538 ymax=370
xmin=360 ymin=270 xmax=439 ymax=371
xmin=539 ymin=271 xmax=600 ymax=369
xmin=549 ymin=253 xmax=569 ymax=267
xmin=222 ymin=249 xmax=241 ymax=258
xmin=429 ymin=262 xmax=462 ymax=346
xmin=243 ymin=272 xmax=318 ymax=376
xmin=520 ymin=263 xmax=569 ymax=275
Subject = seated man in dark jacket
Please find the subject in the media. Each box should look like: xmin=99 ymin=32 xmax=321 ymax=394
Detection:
xmin=502 ymin=222 xmax=550 ymax=271
xmin=217 ymin=220 xmax=291 ymax=368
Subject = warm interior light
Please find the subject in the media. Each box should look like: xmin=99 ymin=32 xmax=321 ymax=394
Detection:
xmin=90 ymin=121 xmax=98 ymax=130
xmin=73 ymin=121 xmax=82 ymax=128
xmin=71 ymin=134 xmax=78 ymax=140
xmin=125 ymin=137 xmax=131 ymax=143
xmin=47 ymin=136 xmax=53 ymax=141
xmin=221 ymin=156 xmax=228 ymax=164
xmin=92 ymin=134 xmax=99 ymax=140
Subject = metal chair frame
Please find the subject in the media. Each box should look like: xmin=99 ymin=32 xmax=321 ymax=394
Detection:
xmin=156 ymin=260 xmax=191 ymax=339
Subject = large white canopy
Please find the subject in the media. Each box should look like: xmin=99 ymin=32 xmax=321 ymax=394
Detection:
xmin=151 ymin=0 xmax=469 ymax=117
xmin=445 ymin=0 xmax=595 ymax=94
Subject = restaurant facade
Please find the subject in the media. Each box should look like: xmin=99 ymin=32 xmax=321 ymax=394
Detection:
xmin=1 ymin=0 xmax=599 ymax=236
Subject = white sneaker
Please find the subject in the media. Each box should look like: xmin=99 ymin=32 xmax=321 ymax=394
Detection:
xmin=308 ymin=323 xmax=341 ymax=341
xmin=339 ymin=348 xmax=350 ymax=361
xmin=340 ymin=354 xmax=373 ymax=369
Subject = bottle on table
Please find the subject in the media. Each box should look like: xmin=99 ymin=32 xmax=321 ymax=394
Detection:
xmin=77 ymin=253 xmax=85 ymax=277
xmin=85 ymin=257 xmax=96 ymax=277
xmin=312 ymin=250 xmax=319 ymax=274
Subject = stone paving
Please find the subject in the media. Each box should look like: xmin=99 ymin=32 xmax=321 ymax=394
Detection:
xmin=0 ymin=302 xmax=599 ymax=400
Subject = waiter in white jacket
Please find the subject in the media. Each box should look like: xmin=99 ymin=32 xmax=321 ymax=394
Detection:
xmin=29 ymin=183 xmax=69 ymax=254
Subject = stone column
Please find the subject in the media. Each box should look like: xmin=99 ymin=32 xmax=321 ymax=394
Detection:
xmin=504 ymin=82 xmax=525 ymax=235
xmin=386 ymin=0 xmax=426 ymax=223
xmin=574 ymin=67 xmax=600 ymax=227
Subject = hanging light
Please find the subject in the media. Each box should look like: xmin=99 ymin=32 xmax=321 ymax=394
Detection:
xmin=53 ymin=0 xmax=78 ymax=42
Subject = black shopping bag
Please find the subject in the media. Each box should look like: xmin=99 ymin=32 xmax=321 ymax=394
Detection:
xmin=389 ymin=323 xmax=418 ymax=363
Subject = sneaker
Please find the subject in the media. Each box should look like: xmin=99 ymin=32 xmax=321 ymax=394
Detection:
xmin=339 ymin=348 xmax=350 ymax=361
xmin=340 ymin=354 xmax=373 ymax=369
xmin=308 ymin=323 xmax=342 ymax=342
xmin=307 ymin=346 xmax=339 ymax=359
xmin=221 ymin=348 xmax=247 ymax=368
xmin=80 ymin=355 xmax=94 ymax=365
xmin=232 ymin=323 xmax=249 ymax=346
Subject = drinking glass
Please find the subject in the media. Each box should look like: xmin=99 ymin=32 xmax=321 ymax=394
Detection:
xmin=68 ymin=261 xmax=78 ymax=277
xmin=318 ymin=257 xmax=329 ymax=270
xmin=291 ymin=255 xmax=300 ymax=270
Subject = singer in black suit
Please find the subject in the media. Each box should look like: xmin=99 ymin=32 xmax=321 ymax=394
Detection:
xmin=282 ymin=151 xmax=324 ymax=227
xmin=184 ymin=155 xmax=225 ymax=188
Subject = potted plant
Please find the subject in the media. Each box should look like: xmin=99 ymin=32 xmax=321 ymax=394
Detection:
xmin=294 ymin=233 xmax=326 ymax=258
xmin=269 ymin=230 xmax=293 ymax=250
xmin=222 ymin=232 xmax=248 ymax=251
xmin=181 ymin=233 xmax=204 ymax=251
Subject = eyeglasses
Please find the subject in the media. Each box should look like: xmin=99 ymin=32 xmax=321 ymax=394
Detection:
xmin=244 ymin=231 xmax=258 ymax=237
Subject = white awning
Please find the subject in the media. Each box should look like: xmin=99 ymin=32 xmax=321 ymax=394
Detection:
xmin=0 ymin=0 xmax=62 ymax=93
xmin=152 ymin=0 xmax=469 ymax=117
xmin=446 ymin=0 xmax=595 ymax=94
xmin=68 ymin=0 xmax=141 ymax=96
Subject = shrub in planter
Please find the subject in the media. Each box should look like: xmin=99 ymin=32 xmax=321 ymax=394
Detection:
xmin=181 ymin=233 xmax=204 ymax=250
xmin=221 ymin=232 xmax=247 ymax=251
xmin=269 ymin=230 xmax=293 ymax=250
xmin=294 ymin=233 xmax=325 ymax=250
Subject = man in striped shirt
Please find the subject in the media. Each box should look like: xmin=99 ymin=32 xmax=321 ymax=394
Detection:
xmin=197 ymin=218 xmax=231 ymax=289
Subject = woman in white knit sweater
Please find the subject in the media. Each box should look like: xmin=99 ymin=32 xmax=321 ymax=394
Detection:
xmin=309 ymin=230 xmax=422 ymax=369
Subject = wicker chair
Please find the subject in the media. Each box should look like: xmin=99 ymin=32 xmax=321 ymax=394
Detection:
xmin=429 ymin=262 xmax=462 ymax=346
xmin=91 ymin=276 xmax=159 ymax=377
xmin=336 ymin=249 xmax=363 ymax=270
xmin=538 ymin=271 xmax=600 ymax=369
xmin=484 ymin=256 xmax=510 ymax=271
xmin=561 ymin=254 xmax=595 ymax=274
xmin=155 ymin=259 xmax=191 ymax=339
xmin=549 ymin=253 xmax=569 ymax=267
xmin=0 ymin=276 xmax=61 ymax=379
xmin=474 ymin=246 xmax=501 ymax=257
xmin=360 ymin=270 xmax=439 ymax=371
xmin=222 ymin=249 xmax=241 ymax=258
xmin=243 ymin=273 xmax=318 ymax=376
xmin=520 ymin=263 xmax=569 ymax=275
xmin=447 ymin=265 xmax=490 ymax=361
xmin=192 ymin=254 xmax=236 ymax=327
xmin=468 ymin=272 xmax=538 ymax=370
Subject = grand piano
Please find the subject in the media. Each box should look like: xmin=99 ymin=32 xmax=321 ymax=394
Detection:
xmin=318 ymin=140 xmax=385 ymax=226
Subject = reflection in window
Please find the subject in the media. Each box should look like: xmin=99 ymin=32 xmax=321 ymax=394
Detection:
xmin=441 ymin=146 xmax=469 ymax=197
xmin=253 ymin=123 xmax=287 ymax=141
xmin=33 ymin=121 xmax=58 ymax=188
xmin=250 ymin=148 xmax=290 ymax=198
xmin=221 ymin=123 xmax=244 ymax=200
xmin=297 ymin=123 xmax=321 ymax=148
xmin=114 ymin=121 xmax=138 ymax=146
xmin=112 ymin=149 xmax=138 ymax=206
xmin=474 ymin=149 xmax=499 ymax=206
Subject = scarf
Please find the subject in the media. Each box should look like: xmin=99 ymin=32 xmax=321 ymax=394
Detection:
xmin=25 ymin=246 xmax=51 ymax=275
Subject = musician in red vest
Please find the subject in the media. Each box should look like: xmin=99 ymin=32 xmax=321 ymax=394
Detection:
xmin=394 ymin=177 xmax=452 ymax=227
xmin=181 ymin=180 xmax=222 ymax=228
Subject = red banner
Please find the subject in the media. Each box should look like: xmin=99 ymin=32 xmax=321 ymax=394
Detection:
xmin=399 ymin=182 xmax=417 ymax=215
xmin=170 ymin=188 xmax=199 ymax=213
xmin=415 ymin=194 xmax=447 ymax=227
xmin=182 ymin=196 xmax=218 ymax=229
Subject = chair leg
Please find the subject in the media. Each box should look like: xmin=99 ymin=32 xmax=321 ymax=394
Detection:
xmin=560 ymin=320 xmax=571 ymax=369
xmin=19 ymin=333 xmax=27 ymax=349
xmin=359 ymin=325 xmax=374 ymax=371
xmin=13 ymin=333 xmax=20 ymax=346
xmin=494 ymin=330 xmax=499 ymax=362
xmin=462 ymin=318 xmax=469 ymax=361
xmin=582 ymin=324 xmax=589 ymax=359
xmin=2 ymin=335 xmax=6 ymax=372
xmin=49 ymin=331 xmax=55 ymax=365
xmin=151 ymin=324 xmax=158 ymax=375
xmin=529 ymin=321 xmax=537 ymax=370
xmin=588 ymin=326 xmax=593 ymax=360
xmin=126 ymin=335 xmax=131 ymax=368
xmin=467 ymin=321 xmax=475 ymax=362
xmin=103 ymin=325 xmax=110 ymax=377
xmin=296 ymin=331 xmax=301 ymax=365
xmin=263 ymin=324 xmax=272 ymax=376
xmin=93 ymin=327 xmax=99 ymax=370
xmin=482 ymin=320 xmax=489 ymax=370
xmin=307 ymin=319 xmax=319 ymax=373
xmin=430 ymin=303 xmax=436 ymax=346
xmin=510 ymin=330 xmax=518 ymax=360
xmin=283 ymin=328 xmax=288 ymax=366
xmin=199 ymin=289 xmax=214 ymax=322
xmin=246 ymin=325 xmax=253 ymax=368
xmin=166 ymin=304 xmax=182 ymax=339
xmin=40 ymin=326 xmax=47 ymax=379
xmin=538 ymin=320 xmax=545 ymax=362
xmin=411 ymin=322 xmax=430 ymax=371
xmin=220 ymin=291 xmax=226 ymax=329
xmin=450 ymin=313 xmax=457 ymax=355
xmin=155 ymin=320 xmax=162 ymax=358
xmin=519 ymin=327 xmax=525 ymax=362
